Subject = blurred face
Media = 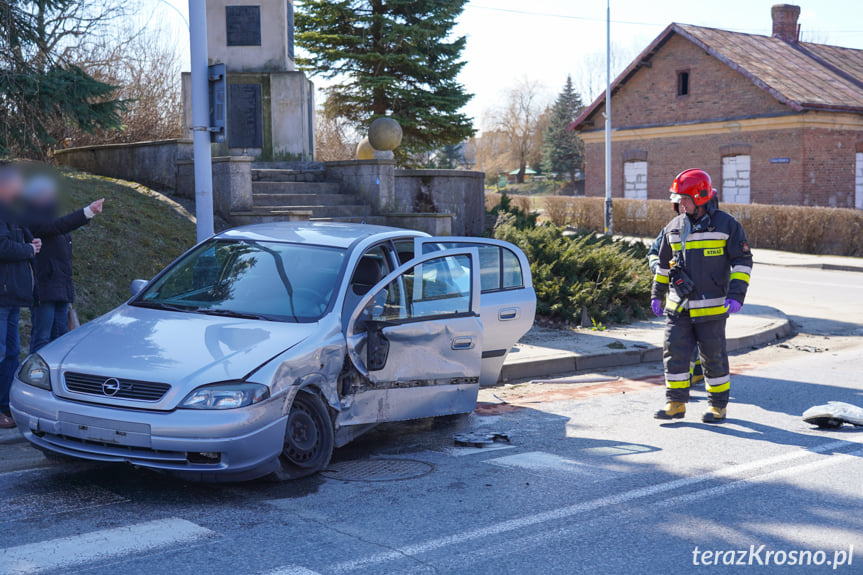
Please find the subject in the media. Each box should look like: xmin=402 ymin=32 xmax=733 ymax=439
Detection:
xmin=677 ymin=195 xmax=697 ymax=215
xmin=0 ymin=168 xmax=23 ymax=205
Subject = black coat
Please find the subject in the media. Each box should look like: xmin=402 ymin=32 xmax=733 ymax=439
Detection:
xmin=22 ymin=204 xmax=89 ymax=304
xmin=0 ymin=203 xmax=36 ymax=308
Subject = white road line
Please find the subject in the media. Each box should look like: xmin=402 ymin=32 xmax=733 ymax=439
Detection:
xmin=324 ymin=439 xmax=860 ymax=573
xmin=486 ymin=451 xmax=618 ymax=478
xmin=446 ymin=445 xmax=515 ymax=456
xmin=0 ymin=518 xmax=213 ymax=575
xmin=264 ymin=567 xmax=324 ymax=575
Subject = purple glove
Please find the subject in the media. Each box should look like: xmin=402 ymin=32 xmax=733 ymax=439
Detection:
xmin=651 ymin=298 xmax=664 ymax=317
xmin=725 ymin=299 xmax=742 ymax=314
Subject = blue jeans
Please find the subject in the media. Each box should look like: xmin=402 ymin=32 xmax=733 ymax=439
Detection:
xmin=0 ymin=307 xmax=21 ymax=415
xmin=30 ymin=301 xmax=69 ymax=355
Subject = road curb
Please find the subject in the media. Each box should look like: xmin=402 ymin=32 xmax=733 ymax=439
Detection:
xmin=499 ymin=310 xmax=794 ymax=383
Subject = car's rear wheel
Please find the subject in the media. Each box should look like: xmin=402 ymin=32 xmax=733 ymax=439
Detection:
xmin=271 ymin=389 xmax=334 ymax=480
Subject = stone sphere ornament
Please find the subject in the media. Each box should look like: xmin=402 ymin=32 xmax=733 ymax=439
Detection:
xmin=356 ymin=137 xmax=376 ymax=160
xmin=368 ymin=117 xmax=403 ymax=151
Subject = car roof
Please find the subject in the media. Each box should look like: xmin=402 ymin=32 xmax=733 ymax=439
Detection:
xmin=216 ymin=221 xmax=427 ymax=249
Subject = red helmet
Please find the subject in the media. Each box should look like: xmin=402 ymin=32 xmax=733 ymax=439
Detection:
xmin=669 ymin=169 xmax=716 ymax=206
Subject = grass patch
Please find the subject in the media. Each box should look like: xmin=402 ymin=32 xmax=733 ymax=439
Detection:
xmin=61 ymin=170 xmax=197 ymax=322
xmin=18 ymin=170 xmax=197 ymax=352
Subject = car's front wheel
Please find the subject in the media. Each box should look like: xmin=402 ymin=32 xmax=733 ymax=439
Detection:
xmin=271 ymin=389 xmax=334 ymax=480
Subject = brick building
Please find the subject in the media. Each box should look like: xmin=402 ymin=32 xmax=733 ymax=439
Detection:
xmin=571 ymin=4 xmax=863 ymax=209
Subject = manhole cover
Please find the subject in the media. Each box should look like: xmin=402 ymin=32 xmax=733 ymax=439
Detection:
xmin=321 ymin=458 xmax=433 ymax=482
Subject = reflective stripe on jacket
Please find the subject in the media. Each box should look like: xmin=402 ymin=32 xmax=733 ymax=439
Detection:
xmin=651 ymin=206 xmax=752 ymax=322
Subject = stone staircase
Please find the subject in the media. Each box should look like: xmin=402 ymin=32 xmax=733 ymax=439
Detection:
xmin=230 ymin=164 xmax=374 ymax=225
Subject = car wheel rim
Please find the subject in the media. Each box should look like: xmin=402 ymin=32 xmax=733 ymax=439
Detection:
xmin=284 ymin=398 xmax=321 ymax=465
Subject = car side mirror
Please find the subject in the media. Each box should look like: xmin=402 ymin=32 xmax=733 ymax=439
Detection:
xmin=130 ymin=279 xmax=148 ymax=297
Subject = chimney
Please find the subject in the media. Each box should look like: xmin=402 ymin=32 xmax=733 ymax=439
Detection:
xmin=772 ymin=4 xmax=801 ymax=43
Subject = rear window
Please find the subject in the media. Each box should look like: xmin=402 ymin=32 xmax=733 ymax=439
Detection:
xmin=421 ymin=242 xmax=523 ymax=292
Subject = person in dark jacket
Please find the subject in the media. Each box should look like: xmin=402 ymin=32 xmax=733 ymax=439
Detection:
xmin=22 ymin=175 xmax=103 ymax=354
xmin=0 ymin=165 xmax=43 ymax=428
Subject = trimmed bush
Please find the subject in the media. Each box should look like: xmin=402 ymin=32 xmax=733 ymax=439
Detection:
xmin=494 ymin=223 xmax=652 ymax=323
xmin=542 ymin=197 xmax=863 ymax=256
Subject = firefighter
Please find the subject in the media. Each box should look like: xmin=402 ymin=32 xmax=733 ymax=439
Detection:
xmin=651 ymin=169 xmax=752 ymax=423
xmin=648 ymin=233 xmax=703 ymax=386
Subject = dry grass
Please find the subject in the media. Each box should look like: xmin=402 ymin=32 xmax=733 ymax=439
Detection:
xmin=540 ymin=197 xmax=863 ymax=256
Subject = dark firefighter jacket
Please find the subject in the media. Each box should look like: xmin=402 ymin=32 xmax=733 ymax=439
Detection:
xmin=651 ymin=201 xmax=752 ymax=322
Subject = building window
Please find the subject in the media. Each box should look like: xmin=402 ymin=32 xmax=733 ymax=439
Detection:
xmin=623 ymin=160 xmax=648 ymax=200
xmin=856 ymin=152 xmax=863 ymax=210
xmin=677 ymin=71 xmax=690 ymax=96
xmin=722 ymin=155 xmax=751 ymax=204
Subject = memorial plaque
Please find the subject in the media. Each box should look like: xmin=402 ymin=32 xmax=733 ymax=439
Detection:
xmin=228 ymin=84 xmax=263 ymax=149
xmin=226 ymin=5 xmax=261 ymax=46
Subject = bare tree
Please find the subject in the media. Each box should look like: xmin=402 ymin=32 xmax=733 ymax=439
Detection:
xmin=489 ymin=78 xmax=547 ymax=184
xmin=574 ymin=43 xmax=641 ymax=103
xmin=315 ymin=111 xmax=357 ymax=162
xmin=63 ymin=21 xmax=184 ymax=146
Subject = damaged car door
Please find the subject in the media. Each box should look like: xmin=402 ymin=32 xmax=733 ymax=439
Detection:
xmin=341 ymin=249 xmax=483 ymax=427
xmin=414 ymin=237 xmax=535 ymax=386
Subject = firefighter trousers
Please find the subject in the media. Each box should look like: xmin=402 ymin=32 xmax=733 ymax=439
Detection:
xmin=663 ymin=313 xmax=730 ymax=408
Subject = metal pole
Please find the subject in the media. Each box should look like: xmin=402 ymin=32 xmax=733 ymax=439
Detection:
xmin=189 ymin=0 xmax=214 ymax=242
xmin=604 ymin=0 xmax=613 ymax=235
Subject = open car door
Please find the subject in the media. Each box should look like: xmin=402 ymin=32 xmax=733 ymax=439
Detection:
xmin=342 ymin=248 xmax=483 ymax=426
xmin=415 ymin=237 xmax=536 ymax=386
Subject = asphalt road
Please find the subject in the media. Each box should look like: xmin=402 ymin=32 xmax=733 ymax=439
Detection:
xmin=2 ymin=264 xmax=862 ymax=575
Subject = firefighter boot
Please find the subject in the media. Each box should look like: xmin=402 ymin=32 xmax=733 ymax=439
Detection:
xmin=654 ymin=402 xmax=686 ymax=420
xmin=702 ymin=406 xmax=727 ymax=424
xmin=690 ymin=358 xmax=704 ymax=387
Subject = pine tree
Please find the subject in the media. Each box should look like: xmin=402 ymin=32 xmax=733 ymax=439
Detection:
xmin=542 ymin=75 xmax=585 ymax=191
xmin=296 ymin=0 xmax=474 ymax=162
xmin=0 ymin=0 xmax=124 ymax=158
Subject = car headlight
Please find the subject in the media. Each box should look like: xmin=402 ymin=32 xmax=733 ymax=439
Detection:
xmin=179 ymin=382 xmax=269 ymax=410
xmin=18 ymin=354 xmax=51 ymax=390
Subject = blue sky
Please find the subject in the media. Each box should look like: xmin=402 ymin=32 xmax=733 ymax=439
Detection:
xmin=153 ymin=1 xmax=863 ymax=128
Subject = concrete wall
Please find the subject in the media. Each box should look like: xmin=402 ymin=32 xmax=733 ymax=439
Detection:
xmin=325 ymin=160 xmax=396 ymax=213
xmin=177 ymin=156 xmax=254 ymax=218
xmin=205 ymin=0 xmax=293 ymax=73
xmin=54 ymin=139 xmax=192 ymax=191
xmin=182 ymin=71 xmax=314 ymax=162
xmin=394 ymin=169 xmax=485 ymax=236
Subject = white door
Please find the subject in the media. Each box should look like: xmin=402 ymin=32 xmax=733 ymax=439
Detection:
xmin=855 ymin=152 xmax=863 ymax=210
xmin=722 ymin=155 xmax=751 ymax=204
xmin=415 ymin=237 xmax=536 ymax=386
xmin=623 ymin=161 xmax=648 ymax=200
xmin=342 ymin=249 xmax=483 ymax=426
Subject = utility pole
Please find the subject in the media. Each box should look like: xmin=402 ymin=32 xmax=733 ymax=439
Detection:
xmin=604 ymin=0 xmax=613 ymax=235
xmin=189 ymin=0 xmax=214 ymax=242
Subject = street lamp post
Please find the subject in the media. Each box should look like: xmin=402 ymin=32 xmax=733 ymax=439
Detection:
xmin=604 ymin=0 xmax=613 ymax=235
xmin=189 ymin=0 xmax=214 ymax=242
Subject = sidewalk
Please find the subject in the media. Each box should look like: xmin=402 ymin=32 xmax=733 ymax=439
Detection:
xmin=500 ymin=304 xmax=793 ymax=382
xmin=753 ymin=249 xmax=863 ymax=273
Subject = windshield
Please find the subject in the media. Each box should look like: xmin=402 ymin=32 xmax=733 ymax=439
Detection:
xmin=135 ymin=239 xmax=346 ymax=322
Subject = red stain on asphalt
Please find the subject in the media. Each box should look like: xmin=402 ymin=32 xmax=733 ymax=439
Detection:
xmin=474 ymin=402 xmax=525 ymax=415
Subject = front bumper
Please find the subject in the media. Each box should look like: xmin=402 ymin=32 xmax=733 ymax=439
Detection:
xmin=10 ymin=380 xmax=287 ymax=482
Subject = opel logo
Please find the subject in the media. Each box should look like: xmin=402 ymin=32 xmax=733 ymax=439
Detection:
xmin=102 ymin=378 xmax=121 ymax=396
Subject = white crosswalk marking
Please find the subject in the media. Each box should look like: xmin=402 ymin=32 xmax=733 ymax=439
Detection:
xmin=0 ymin=518 xmax=213 ymax=575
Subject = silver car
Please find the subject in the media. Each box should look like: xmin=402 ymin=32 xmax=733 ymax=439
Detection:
xmin=11 ymin=223 xmax=535 ymax=481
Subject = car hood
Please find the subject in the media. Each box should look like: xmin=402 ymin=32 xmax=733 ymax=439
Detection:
xmin=50 ymin=305 xmax=319 ymax=397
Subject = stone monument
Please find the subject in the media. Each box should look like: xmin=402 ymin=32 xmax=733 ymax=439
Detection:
xmin=182 ymin=0 xmax=315 ymax=161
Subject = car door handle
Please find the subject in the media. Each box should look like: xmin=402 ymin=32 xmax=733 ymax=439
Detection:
xmin=451 ymin=336 xmax=476 ymax=350
xmin=499 ymin=307 xmax=520 ymax=321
